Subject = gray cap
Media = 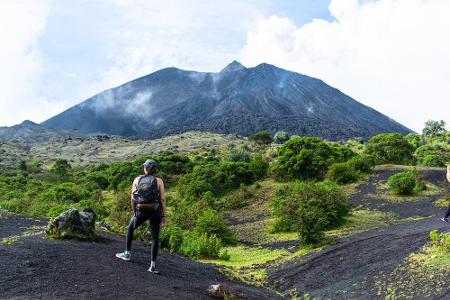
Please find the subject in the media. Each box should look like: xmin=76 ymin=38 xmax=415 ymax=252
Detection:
xmin=143 ymin=159 xmax=157 ymax=167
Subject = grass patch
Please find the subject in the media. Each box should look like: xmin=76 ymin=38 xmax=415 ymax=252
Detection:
xmin=0 ymin=225 xmax=45 ymax=245
xmin=1 ymin=236 xmax=18 ymax=245
xmin=201 ymin=245 xmax=289 ymax=268
xmin=326 ymin=209 xmax=397 ymax=238
xmin=434 ymin=195 xmax=450 ymax=208
xmin=369 ymin=181 xmax=442 ymax=202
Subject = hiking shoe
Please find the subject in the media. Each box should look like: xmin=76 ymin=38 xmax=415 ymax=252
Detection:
xmin=148 ymin=265 xmax=161 ymax=274
xmin=115 ymin=251 xmax=131 ymax=261
xmin=441 ymin=217 xmax=449 ymax=224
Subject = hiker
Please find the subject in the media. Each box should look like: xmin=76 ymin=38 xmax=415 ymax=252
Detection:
xmin=441 ymin=164 xmax=450 ymax=224
xmin=116 ymin=159 xmax=167 ymax=274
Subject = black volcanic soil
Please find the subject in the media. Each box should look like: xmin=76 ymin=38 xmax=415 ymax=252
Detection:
xmin=0 ymin=215 xmax=279 ymax=300
xmin=267 ymin=167 xmax=450 ymax=299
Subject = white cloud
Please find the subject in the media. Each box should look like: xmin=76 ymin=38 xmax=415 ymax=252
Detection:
xmin=90 ymin=0 xmax=264 ymax=93
xmin=0 ymin=0 xmax=64 ymax=126
xmin=240 ymin=0 xmax=450 ymax=132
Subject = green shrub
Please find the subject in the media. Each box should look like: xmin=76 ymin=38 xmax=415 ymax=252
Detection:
xmin=39 ymin=182 xmax=84 ymax=203
xmin=327 ymin=162 xmax=359 ymax=184
xmin=248 ymin=130 xmax=272 ymax=145
xmin=194 ymin=209 xmax=234 ymax=245
xmin=421 ymin=154 xmax=445 ymax=167
xmin=271 ymin=181 xmax=349 ymax=244
xmin=429 ymin=230 xmax=450 ymax=253
xmin=222 ymin=183 xmax=251 ymax=210
xmin=87 ymin=172 xmax=109 ymax=190
xmin=387 ymin=171 xmax=417 ymax=195
xmin=347 ymin=155 xmax=374 ymax=174
xmin=225 ymin=147 xmax=251 ymax=163
xmin=273 ymin=131 xmax=289 ymax=144
xmin=248 ymin=154 xmax=269 ymax=180
xmin=160 ymin=225 xmax=185 ymax=253
xmin=169 ymin=199 xmax=202 ymax=230
xmin=271 ymin=136 xmax=335 ymax=181
xmin=50 ymin=159 xmax=72 ymax=178
xmin=180 ymin=232 xmax=222 ymax=258
xmin=363 ymin=133 xmax=414 ymax=165
xmin=297 ymin=203 xmax=329 ymax=244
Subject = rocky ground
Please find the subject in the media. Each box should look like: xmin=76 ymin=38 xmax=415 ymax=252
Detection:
xmin=0 ymin=213 xmax=279 ymax=300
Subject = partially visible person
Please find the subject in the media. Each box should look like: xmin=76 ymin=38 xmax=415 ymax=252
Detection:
xmin=115 ymin=159 xmax=167 ymax=274
xmin=440 ymin=164 xmax=450 ymax=224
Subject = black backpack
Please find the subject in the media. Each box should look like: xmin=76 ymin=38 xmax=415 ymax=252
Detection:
xmin=133 ymin=174 xmax=160 ymax=206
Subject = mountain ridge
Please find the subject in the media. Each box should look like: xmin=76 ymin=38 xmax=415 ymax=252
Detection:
xmin=38 ymin=61 xmax=412 ymax=140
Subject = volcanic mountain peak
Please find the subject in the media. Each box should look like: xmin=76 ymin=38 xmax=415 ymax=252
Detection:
xmin=41 ymin=61 xmax=412 ymax=140
xmin=220 ymin=60 xmax=246 ymax=73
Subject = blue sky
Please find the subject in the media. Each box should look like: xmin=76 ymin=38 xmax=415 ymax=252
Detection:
xmin=1 ymin=0 xmax=449 ymax=132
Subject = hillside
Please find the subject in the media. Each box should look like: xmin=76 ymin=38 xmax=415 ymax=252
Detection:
xmin=0 ymin=131 xmax=246 ymax=168
xmin=0 ymin=120 xmax=69 ymax=142
xmin=41 ymin=61 xmax=412 ymax=140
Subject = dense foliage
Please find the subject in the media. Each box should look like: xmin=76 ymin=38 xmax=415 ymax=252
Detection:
xmin=248 ymin=130 xmax=272 ymax=145
xmin=270 ymin=181 xmax=349 ymax=244
xmin=363 ymin=133 xmax=414 ymax=165
xmin=0 ymin=121 xmax=447 ymax=258
xmin=271 ymin=136 xmax=355 ymax=181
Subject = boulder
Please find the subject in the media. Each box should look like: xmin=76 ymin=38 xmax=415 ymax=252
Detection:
xmin=46 ymin=208 xmax=97 ymax=240
xmin=207 ymin=283 xmax=244 ymax=299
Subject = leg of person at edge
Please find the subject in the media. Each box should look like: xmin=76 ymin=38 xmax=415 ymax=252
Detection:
xmin=116 ymin=159 xmax=167 ymax=273
xmin=440 ymin=164 xmax=450 ymax=224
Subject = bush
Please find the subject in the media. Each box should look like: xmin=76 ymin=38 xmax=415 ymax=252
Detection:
xmin=363 ymin=133 xmax=414 ymax=165
xmin=421 ymin=154 xmax=445 ymax=167
xmin=194 ymin=209 xmax=234 ymax=244
xmin=273 ymin=131 xmax=289 ymax=144
xmin=169 ymin=199 xmax=202 ymax=230
xmin=248 ymin=154 xmax=269 ymax=180
xmin=271 ymin=181 xmax=349 ymax=244
xmin=387 ymin=171 xmax=417 ymax=195
xmin=222 ymin=183 xmax=251 ymax=210
xmin=225 ymin=147 xmax=251 ymax=163
xmin=327 ymin=162 xmax=359 ymax=184
xmin=160 ymin=225 xmax=184 ymax=253
xmin=271 ymin=136 xmax=335 ymax=181
xmin=429 ymin=230 xmax=450 ymax=253
xmin=50 ymin=159 xmax=72 ymax=178
xmin=347 ymin=155 xmax=374 ymax=174
xmin=180 ymin=232 xmax=222 ymax=258
xmin=248 ymin=130 xmax=272 ymax=145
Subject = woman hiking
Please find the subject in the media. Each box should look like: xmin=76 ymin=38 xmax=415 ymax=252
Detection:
xmin=116 ymin=159 xmax=167 ymax=274
xmin=441 ymin=164 xmax=450 ymax=224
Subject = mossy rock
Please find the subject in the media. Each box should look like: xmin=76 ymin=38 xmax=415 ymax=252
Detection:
xmin=46 ymin=207 xmax=97 ymax=241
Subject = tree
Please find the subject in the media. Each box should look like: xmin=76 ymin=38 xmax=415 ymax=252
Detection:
xmin=422 ymin=120 xmax=446 ymax=139
xmin=363 ymin=133 xmax=414 ymax=165
xmin=270 ymin=136 xmax=335 ymax=181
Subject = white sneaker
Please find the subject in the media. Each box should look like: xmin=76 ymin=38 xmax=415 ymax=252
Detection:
xmin=441 ymin=217 xmax=449 ymax=224
xmin=116 ymin=251 xmax=131 ymax=261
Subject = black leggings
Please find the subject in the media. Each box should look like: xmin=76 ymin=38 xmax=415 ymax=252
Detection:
xmin=445 ymin=205 xmax=450 ymax=219
xmin=126 ymin=210 xmax=161 ymax=261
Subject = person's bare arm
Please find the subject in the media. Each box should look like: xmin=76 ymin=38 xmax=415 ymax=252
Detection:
xmin=131 ymin=178 xmax=138 ymax=214
xmin=447 ymin=165 xmax=450 ymax=183
xmin=157 ymin=177 xmax=167 ymax=225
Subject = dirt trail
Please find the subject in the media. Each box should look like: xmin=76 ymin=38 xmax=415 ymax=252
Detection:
xmin=0 ymin=215 xmax=279 ymax=300
xmin=267 ymin=168 xmax=450 ymax=299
